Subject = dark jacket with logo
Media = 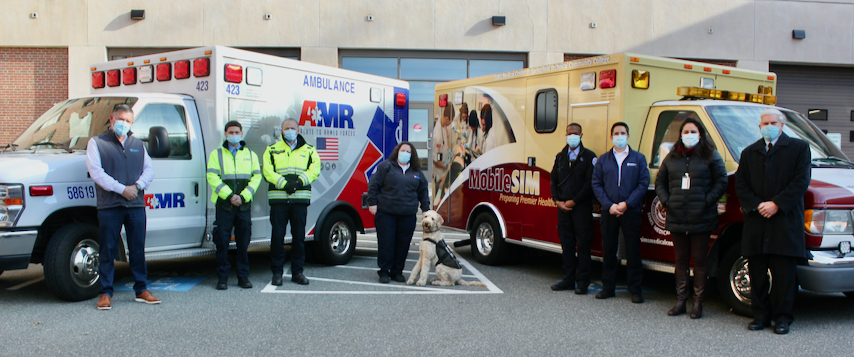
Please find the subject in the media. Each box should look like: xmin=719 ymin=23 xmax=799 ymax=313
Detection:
xmin=735 ymin=134 xmax=811 ymax=258
xmin=655 ymin=147 xmax=727 ymax=233
xmin=92 ymin=131 xmax=146 ymax=209
xmin=591 ymin=147 xmax=650 ymax=212
xmin=550 ymin=143 xmax=597 ymax=208
xmin=367 ymin=159 xmax=430 ymax=216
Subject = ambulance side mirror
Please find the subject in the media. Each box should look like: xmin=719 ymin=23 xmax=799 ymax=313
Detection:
xmin=145 ymin=126 xmax=171 ymax=158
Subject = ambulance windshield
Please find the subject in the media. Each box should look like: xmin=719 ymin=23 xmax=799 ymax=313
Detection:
xmin=706 ymin=105 xmax=848 ymax=165
xmin=11 ymin=97 xmax=138 ymax=152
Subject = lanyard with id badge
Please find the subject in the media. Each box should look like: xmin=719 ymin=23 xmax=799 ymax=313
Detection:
xmin=682 ymin=173 xmax=691 ymax=189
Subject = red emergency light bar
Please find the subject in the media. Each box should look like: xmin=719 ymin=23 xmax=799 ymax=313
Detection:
xmin=599 ymin=69 xmax=616 ymax=89
xmin=224 ymin=64 xmax=243 ymax=83
xmin=194 ymin=58 xmax=210 ymax=77
xmin=92 ymin=71 xmax=105 ymax=88
xmin=438 ymin=94 xmax=448 ymax=107
xmin=175 ymin=60 xmax=191 ymax=79
xmin=106 ymin=70 xmax=121 ymax=87
xmin=156 ymin=63 xmax=171 ymax=81
xmin=395 ymin=92 xmax=407 ymax=107
xmin=122 ymin=67 xmax=137 ymax=85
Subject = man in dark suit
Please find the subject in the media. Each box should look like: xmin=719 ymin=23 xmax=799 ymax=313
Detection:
xmin=735 ymin=108 xmax=811 ymax=335
xmin=550 ymin=123 xmax=597 ymax=294
xmin=591 ymin=122 xmax=650 ymax=303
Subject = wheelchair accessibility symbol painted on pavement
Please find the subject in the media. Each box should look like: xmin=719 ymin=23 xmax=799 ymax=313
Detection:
xmin=115 ymin=276 xmax=206 ymax=292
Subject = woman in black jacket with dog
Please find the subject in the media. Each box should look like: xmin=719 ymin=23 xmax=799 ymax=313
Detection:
xmin=655 ymin=116 xmax=727 ymax=319
xmin=367 ymin=142 xmax=431 ymax=284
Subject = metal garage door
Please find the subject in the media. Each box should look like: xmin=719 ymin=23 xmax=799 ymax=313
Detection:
xmin=771 ymin=64 xmax=854 ymax=159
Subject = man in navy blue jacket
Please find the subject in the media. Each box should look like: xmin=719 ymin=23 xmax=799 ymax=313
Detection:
xmin=591 ymin=122 xmax=650 ymax=303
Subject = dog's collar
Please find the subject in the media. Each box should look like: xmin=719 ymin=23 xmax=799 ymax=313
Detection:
xmin=423 ymin=238 xmax=438 ymax=245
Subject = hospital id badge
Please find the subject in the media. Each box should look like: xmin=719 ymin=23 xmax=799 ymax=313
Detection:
xmin=681 ymin=173 xmax=690 ymax=189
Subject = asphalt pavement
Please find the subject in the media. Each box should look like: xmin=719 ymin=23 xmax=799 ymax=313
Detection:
xmin=1 ymin=230 xmax=852 ymax=356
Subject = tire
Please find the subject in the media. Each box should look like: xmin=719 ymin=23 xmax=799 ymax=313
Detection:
xmin=470 ymin=212 xmax=511 ymax=265
xmin=44 ymin=223 xmax=101 ymax=301
xmin=312 ymin=211 xmax=356 ymax=265
xmin=717 ymin=244 xmax=770 ymax=317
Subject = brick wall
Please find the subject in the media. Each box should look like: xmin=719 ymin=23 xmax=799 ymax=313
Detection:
xmin=564 ymin=53 xmax=736 ymax=67
xmin=0 ymin=48 xmax=68 ymax=146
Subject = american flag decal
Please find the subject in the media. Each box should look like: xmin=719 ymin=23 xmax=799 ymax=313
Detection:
xmin=316 ymin=137 xmax=339 ymax=161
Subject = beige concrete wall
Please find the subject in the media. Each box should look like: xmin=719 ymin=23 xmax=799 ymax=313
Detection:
xmin=2 ymin=0 xmax=854 ymax=66
xmin=68 ymin=46 xmax=107 ymax=98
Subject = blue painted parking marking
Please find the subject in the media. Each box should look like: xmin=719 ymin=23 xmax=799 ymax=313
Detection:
xmin=114 ymin=276 xmax=206 ymax=292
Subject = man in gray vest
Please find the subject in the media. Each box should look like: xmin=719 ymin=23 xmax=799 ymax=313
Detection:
xmin=85 ymin=104 xmax=159 ymax=310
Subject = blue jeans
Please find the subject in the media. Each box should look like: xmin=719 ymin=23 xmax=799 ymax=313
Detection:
xmin=98 ymin=207 xmax=148 ymax=296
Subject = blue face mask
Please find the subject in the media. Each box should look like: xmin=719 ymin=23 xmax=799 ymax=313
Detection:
xmin=681 ymin=133 xmax=700 ymax=148
xmin=566 ymin=134 xmax=581 ymax=148
xmin=760 ymin=125 xmax=781 ymax=142
xmin=226 ymin=135 xmax=242 ymax=145
xmin=612 ymin=135 xmax=628 ymax=149
xmin=398 ymin=151 xmax=411 ymax=164
xmin=283 ymin=129 xmax=297 ymax=142
xmin=113 ymin=120 xmax=131 ymax=137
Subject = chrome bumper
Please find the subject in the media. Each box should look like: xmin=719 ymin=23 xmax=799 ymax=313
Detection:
xmin=797 ymin=250 xmax=854 ymax=293
xmin=0 ymin=229 xmax=37 ymax=270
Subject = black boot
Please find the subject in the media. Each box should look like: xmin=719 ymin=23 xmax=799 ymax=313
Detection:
xmin=667 ymin=269 xmax=688 ymax=316
xmin=690 ymin=272 xmax=706 ymax=319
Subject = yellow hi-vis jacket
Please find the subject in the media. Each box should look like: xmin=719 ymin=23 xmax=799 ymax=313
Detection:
xmin=263 ymin=134 xmax=321 ymax=205
xmin=206 ymin=141 xmax=262 ymax=211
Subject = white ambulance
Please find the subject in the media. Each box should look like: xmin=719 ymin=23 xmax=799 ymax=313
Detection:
xmin=0 ymin=46 xmax=412 ymax=301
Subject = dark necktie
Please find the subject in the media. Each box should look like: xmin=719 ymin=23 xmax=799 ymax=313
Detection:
xmin=767 ymin=142 xmax=773 ymax=152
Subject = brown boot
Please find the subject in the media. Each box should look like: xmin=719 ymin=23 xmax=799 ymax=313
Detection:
xmin=667 ymin=269 xmax=689 ymax=316
xmin=96 ymin=294 xmax=111 ymax=310
xmin=690 ymin=272 xmax=706 ymax=319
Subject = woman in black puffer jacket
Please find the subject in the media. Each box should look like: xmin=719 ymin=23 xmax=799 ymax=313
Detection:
xmin=655 ymin=116 xmax=727 ymax=319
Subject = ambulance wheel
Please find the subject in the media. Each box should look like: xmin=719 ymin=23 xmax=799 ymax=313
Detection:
xmin=718 ymin=245 xmax=762 ymax=317
xmin=44 ymin=223 xmax=101 ymax=302
xmin=313 ymin=211 xmax=356 ymax=265
xmin=470 ymin=213 xmax=510 ymax=265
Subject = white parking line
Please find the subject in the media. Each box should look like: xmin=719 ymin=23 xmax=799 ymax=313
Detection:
xmin=262 ymin=253 xmax=502 ymax=295
xmin=332 ymin=264 xmax=478 ymax=278
xmin=6 ymin=277 xmax=44 ymax=291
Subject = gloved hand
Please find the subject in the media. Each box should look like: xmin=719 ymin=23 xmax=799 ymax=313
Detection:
xmin=284 ymin=178 xmax=300 ymax=194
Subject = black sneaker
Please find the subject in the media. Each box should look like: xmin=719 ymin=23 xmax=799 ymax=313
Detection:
xmin=237 ymin=277 xmax=253 ymax=289
xmin=390 ymin=274 xmax=406 ymax=283
xmin=631 ymin=293 xmax=645 ymax=304
xmin=595 ymin=290 xmax=615 ymax=299
xmin=550 ymin=280 xmax=574 ymax=291
xmin=291 ymin=273 xmax=310 ymax=285
xmin=216 ymin=279 xmax=228 ymax=290
xmin=379 ymin=275 xmax=390 ymax=284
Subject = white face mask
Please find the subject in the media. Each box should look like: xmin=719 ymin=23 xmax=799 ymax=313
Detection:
xmin=681 ymin=133 xmax=700 ymax=148
xmin=612 ymin=135 xmax=628 ymax=149
xmin=566 ymin=134 xmax=581 ymax=148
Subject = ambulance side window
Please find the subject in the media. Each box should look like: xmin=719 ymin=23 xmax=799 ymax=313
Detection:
xmin=132 ymin=104 xmax=191 ymax=159
xmin=534 ymin=89 xmax=557 ymax=133
xmin=649 ymin=110 xmax=699 ymax=168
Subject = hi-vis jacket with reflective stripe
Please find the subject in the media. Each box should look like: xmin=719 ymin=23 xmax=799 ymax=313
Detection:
xmin=206 ymin=141 xmax=262 ymax=212
xmin=262 ymin=134 xmax=321 ymax=205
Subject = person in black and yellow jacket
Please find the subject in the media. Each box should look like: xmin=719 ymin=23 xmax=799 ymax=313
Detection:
xmin=207 ymin=120 xmax=262 ymax=290
xmin=263 ymin=118 xmax=321 ymax=286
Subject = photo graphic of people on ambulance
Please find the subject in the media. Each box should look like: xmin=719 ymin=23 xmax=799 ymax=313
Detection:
xmin=432 ymin=90 xmax=515 ymax=207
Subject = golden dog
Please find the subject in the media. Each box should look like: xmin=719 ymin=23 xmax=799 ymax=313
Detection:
xmin=407 ymin=210 xmax=486 ymax=287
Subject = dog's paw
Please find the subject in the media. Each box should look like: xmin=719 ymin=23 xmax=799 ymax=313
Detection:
xmin=415 ymin=280 xmax=427 ymax=287
xmin=405 ymin=279 xmax=415 ymax=285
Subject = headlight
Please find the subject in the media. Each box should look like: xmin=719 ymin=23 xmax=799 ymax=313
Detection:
xmin=805 ymin=209 xmax=853 ymax=235
xmin=0 ymin=184 xmax=24 ymax=227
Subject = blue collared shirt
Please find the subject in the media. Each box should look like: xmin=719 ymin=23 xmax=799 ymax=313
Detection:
xmin=568 ymin=146 xmax=580 ymax=161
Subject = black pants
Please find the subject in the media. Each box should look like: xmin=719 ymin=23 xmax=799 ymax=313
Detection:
xmin=213 ymin=208 xmax=251 ymax=280
xmin=748 ymin=254 xmax=798 ymax=324
xmin=375 ymin=211 xmax=416 ymax=276
xmin=671 ymin=231 xmax=710 ymax=294
xmin=557 ymin=205 xmax=593 ymax=287
xmin=270 ymin=204 xmax=308 ymax=276
xmin=600 ymin=210 xmax=643 ymax=294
